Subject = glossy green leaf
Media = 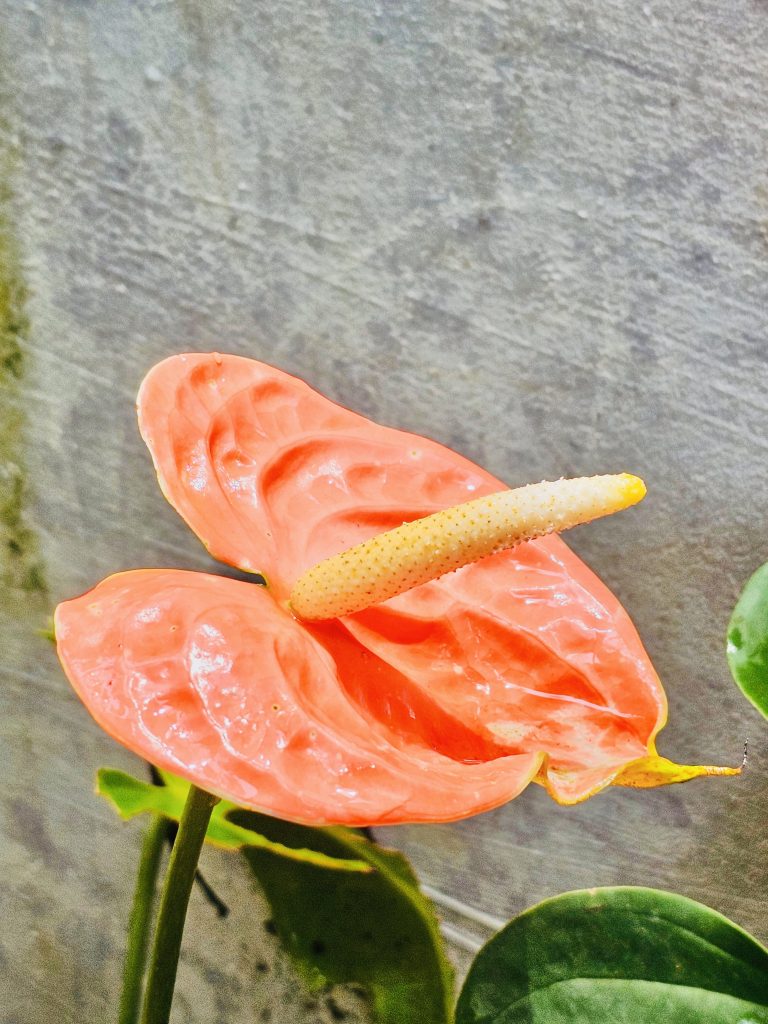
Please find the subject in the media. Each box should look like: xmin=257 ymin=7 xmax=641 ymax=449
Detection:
xmin=456 ymin=887 xmax=768 ymax=1024
xmin=99 ymin=768 xmax=453 ymax=1022
xmin=231 ymin=808 xmax=454 ymax=1024
xmin=727 ymin=561 xmax=768 ymax=719
xmin=97 ymin=768 xmax=370 ymax=873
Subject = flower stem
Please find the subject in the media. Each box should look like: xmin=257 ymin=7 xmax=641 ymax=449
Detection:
xmin=119 ymin=814 xmax=168 ymax=1024
xmin=139 ymin=785 xmax=219 ymax=1024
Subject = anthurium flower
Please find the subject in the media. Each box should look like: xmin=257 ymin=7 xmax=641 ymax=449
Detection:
xmin=55 ymin=354 xmax=736 ymax=826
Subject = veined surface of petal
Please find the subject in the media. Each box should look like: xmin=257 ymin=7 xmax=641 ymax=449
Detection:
xmin=137 ymin=354 xmax=669 ymax=801
xmin=55 ymin=570 xmax=544 ymax=825
xmin=137 ymin=353 xmax=493 ymax=598
xmin=340 ymin=538 xmax=665 ymax=803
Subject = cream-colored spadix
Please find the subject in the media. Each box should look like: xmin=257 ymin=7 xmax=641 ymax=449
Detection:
xmin=289 ymin=473 xmax=646 ymax=621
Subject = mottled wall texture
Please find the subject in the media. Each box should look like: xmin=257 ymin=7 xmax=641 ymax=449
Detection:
xmin=1 ymin=2 xmax=767 ymax=1021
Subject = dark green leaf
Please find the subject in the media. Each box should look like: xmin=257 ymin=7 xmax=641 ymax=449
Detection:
xmin=727 ymin=561 xmax=768 ymax=718
xmin=456 ymin=886 xmax=768 ymax=1024
xmin=231 ymin=809 xmax=454 ymax=1024
xmin=97 ymin=768 xmax=370 ymax=873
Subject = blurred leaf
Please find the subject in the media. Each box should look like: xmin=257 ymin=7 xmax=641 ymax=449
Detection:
xmin=38 ymin=617 xmax=55 ymax=643
xmin=727 ymin=561 xmax=768 ymax=719
xmin=231 ymin=809 xmax=454 ymax=1024
xmin=97 ymin=768 xmax=370 ymax=873
xmin=456 ymin=886 xmax=768 ymax=1024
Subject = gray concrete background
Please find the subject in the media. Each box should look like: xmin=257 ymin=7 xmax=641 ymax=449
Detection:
xmin=1 ymin=1 xmax=767 ymax=1021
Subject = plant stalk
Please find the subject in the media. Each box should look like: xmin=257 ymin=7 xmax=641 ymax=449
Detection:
xmin=119 ymin=814 xmax=168 ymax=1024
xmin=139 ymin=785 xmax=219 ymax=1024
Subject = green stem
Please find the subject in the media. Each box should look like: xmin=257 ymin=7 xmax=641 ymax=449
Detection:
xmin=139 ymin=785 xmax=219 ymax=1024
xmin=119 ymin=814 xmax=168 ymax=1024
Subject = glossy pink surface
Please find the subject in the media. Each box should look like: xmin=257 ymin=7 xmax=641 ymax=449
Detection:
xmin=56 ymin=353 xmax=667 ymax=823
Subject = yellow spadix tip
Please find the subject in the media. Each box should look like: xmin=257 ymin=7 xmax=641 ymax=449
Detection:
xmin=620 ymin=473 xmax=646 ymax=505
xmin=290 ymin=472 xmax=646 ymax=621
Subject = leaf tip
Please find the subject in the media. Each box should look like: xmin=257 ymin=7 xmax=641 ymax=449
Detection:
xmin=613 ymin=754 xmax=741 ymax=790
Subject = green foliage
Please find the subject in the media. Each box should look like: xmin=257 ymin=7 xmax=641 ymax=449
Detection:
xmin=0 ymin=158 xmax=47 ymax=602
xmin=97 ymin=768 xmax=370 ymax=873
xmin=37 ymin=617 xmax=56 ymax=643
xmin=232 ymin=809 xmax=454 ymax=1024
xmin=456 ymin=886 xmax=768 ymax=1024
xmin=727 ymin=561 xmax=768 ymax=719
xmin=100 ymin=768 xmax=453 ymax=1023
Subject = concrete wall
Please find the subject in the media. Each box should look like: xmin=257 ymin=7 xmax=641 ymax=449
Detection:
xmin=2 ymin=2 xmax=766 ymax=1020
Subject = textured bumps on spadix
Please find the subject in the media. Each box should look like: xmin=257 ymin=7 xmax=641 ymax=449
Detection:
xmin=55 ymin=355 xmax=737 ymax=823
xmin=290 ymin=474 xmax=646 ymax=621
